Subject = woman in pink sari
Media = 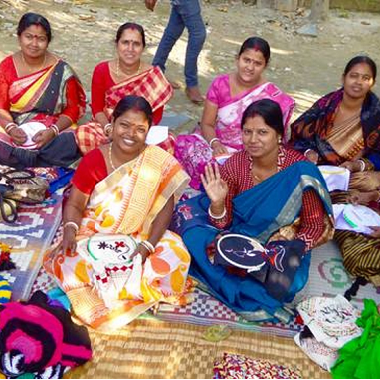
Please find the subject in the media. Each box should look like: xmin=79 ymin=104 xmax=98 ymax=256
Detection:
xmin=174 ymin=37 xmax=294 ymax=189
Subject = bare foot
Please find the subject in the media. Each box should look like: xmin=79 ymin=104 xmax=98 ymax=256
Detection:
xmin=168 ymin=80 xmax=181 ymax=89
xmin=185 ymin=86 xmax=205 ymax=104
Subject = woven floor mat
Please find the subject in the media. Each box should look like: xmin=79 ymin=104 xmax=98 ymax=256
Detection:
xmin=66 ymin=319 xmax=330 ymax=379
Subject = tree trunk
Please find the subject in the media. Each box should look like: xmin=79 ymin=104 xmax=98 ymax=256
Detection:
xmin=309 ymin=0 xmax=329 ymax=22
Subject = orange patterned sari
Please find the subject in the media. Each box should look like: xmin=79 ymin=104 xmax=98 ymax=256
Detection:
xmin=44 ymin=145 xmax=191 ymax=330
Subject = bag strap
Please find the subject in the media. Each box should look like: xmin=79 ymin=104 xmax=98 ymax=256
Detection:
xmin=0 ymin=193 xmax=17 ymax=223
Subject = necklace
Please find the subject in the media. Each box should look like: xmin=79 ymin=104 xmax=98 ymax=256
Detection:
xmin=21 ymin=52 xmax=47 ymax=73
xmin=116 ymin=58 xmax=141 ymax=78
xmin=108 ymin=142 xmax=117 ymax=171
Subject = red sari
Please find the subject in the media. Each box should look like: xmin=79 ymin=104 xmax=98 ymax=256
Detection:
xmin=75 ymin=63 xmax=173 ymax=155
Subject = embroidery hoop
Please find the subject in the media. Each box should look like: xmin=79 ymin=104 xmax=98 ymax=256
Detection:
xmin=216 ymin=233 xmax=266 ymax=271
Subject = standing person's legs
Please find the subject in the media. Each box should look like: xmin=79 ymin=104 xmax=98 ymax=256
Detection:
xmin=178 ymin=0 xmax=206 ymax=102
xmin=152 ymin=4 xmax=185 ymax=72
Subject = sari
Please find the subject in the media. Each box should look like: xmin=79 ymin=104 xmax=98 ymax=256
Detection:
xmin=174 ymin=75 xmax=295 ymax=189
xmin=0 ymin=58 xmax=86 ymax=143
xmin=172 ymin=161 xmax=334 ymax=323
xmin=290 ymin=88 xmax=380 ymax=173
xmin=75 ymin=65 xmax=173 ymax=155
xmin=290 ymin=89 xmax=380 ymax=284
xmin=44 ymin=145 xmax=192 ymax=330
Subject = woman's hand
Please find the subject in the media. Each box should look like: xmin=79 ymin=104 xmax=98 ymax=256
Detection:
xmin=33 ymin=128 xmax=56 ymax=148
xmin=340 ymin=160 xmax=362 ymax=173
xmin=211 ymin=140 xmax=229 ymax=156
xmin=145 ymin=0 xmax=157 ymax=11
xmin=201 ymin=163 xmax=228 ymax=205
xmin=367 ymin=226 xmax=380 ymax=239
xmin=347 ymin=190 xmax=379 ymax=206
xmin=304 ymin=149 xmax=319 ymax=164
xmin=62 ymin=228 xmax=77 ymax=253
xmin=130 ymin=243 xmax=150 ymax=264
xmin=9 ymin=127 xmax=27 ymax=145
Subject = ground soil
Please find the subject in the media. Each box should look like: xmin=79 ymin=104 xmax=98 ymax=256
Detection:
xmin=1 ymin=0 xmax=379 ymax=131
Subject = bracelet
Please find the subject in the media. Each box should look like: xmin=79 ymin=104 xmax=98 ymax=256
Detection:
xmin=209 ymin=137 xmax=220 ymax=148
xmin=50 ymin=124 xmax=60 ymax=136
xmin=4 ymin=122 xmax=17 ymax=134
xmin=304 ymin=149 xmax=314 ymax=156
xmin=63 ymin=221 xmax=79 ymax=234
xmin=104 ymin=123 xmax=112 ymax=135
xmin=139 ymin=240 xmax=155 ymax=254
xmin=208 ymin=206 xmax=227 ymax=219
xmin=357 ymin=159 xmax=366 ymax=172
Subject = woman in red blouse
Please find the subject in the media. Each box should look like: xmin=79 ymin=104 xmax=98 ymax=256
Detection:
xmin=173 ymin=99 xmax=335 ymax=322
xmin=0 ymin=12 xmax=86 ymax=168
xmin=75 ymin=22 xmax=173 ymax=156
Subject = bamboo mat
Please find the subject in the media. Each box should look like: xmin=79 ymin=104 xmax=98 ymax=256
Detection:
xmin=66 ymin=319 xmax=330 ymax=379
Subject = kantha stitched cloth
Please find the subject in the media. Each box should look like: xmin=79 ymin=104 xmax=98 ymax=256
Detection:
xmin=213 ymin=352 xmax=301 ymax=379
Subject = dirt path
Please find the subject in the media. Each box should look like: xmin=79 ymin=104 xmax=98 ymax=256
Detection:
xmin=1 ymin=0 xmax=379 ymax=130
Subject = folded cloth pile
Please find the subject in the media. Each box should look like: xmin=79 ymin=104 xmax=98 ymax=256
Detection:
xmin=0 ymin=291 xmax=92 ymax=379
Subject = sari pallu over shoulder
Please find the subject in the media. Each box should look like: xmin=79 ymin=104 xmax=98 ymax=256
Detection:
xmin=173 ymin=161 xmax=334 ymax=323
xmin=9 ymin=60 xmax=86 ymax=126
xmin=43 ymin=145 xmax=191 ymax=330
xmin=290 ymin=88 xmax=380 ymax=169
xmin=103 ymin=66 xmax=173 ymax=118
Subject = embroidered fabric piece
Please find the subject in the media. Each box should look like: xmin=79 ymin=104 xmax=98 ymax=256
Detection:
xmin=213 ymin=352 xmax=301 ymax=379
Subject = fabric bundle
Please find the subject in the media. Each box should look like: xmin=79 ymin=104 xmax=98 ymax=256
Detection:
xmin=0 ymin=291 xmax=92 ymax=379
xmin=213 ymin=352 xmax=301 ymax=379
xmin=294 ymin=294 xmax=362 ymax=371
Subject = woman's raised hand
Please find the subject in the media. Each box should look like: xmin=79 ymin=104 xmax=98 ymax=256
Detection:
xmin=201 ymin=163 xmax=228 ymax=204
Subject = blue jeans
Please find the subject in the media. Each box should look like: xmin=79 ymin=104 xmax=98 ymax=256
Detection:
xmin=152 ymin=0 xmax=206 ymax=88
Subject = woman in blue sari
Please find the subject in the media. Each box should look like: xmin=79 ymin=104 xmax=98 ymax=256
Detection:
xmin=172 ymin=99 xmax=334 ymax=322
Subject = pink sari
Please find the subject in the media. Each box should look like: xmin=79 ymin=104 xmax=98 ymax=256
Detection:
xmin=174 ymin=75 xmax=295 ymax=189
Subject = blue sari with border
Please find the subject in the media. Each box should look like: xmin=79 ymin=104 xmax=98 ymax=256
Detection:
xmin=172 ymin=161 xmax=333 ymax=323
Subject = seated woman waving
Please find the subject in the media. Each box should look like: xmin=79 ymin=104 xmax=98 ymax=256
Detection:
xmin=175 ymin=36 xmax=294 ymax=189
xmin=172 ymin=99 xmax=334 ymax=323
xmin=44 ymin=96 xmax=191 ymax=329
xmin=75 ymin=22 xmax=173 ymax=155
xmin=0 ymin=12 xmax=86 ymax=168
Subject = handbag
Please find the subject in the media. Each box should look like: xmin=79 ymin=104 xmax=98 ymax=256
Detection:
xmin=0 ymin=169 xmax=49 ymax=204
xmin=0 ymin=184 xmax=18 ymax=223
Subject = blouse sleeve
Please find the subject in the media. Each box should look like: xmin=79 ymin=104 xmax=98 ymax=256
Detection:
xmin=91 ymin=62 xmax=109 ymax=117
xmin=61 ymin=77 xmax=82 ymax=123
xmin=206 ymin=75 xmax=225 ymax=106
xmin=208 ymin=160 xmax=237 ymax=230
xmin=0 ymin=58 xmax=12 ymax=111
xmin=72 ymin=149 xmax=107 ymax=194
xmin=295 ymin=189 xmax=326 ymax=251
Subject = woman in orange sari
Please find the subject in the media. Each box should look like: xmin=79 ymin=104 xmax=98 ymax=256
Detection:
xmin=75 ymin=22 xmax=173 ymax=155
xmin=44 ymin=96 xmax=191 ymax=330
xmin=0 ymin=13 xmax=86 ymax=168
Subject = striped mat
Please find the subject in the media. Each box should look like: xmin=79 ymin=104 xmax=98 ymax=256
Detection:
xmin=66 ymin=319 xmax=330 ymax=379
xmin=153 ymin=240 xmax=380 ymax=337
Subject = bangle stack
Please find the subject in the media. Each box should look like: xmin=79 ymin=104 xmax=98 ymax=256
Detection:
xmin=357 ymin=159 xmax=366 ymax=172
xmin=104 ymin=123 xmax=112 ymax=136
xmin=63 ymin=221 xmax=79 ymax=234
xmin=139 ymin=240 xmax=155 ymax=254
xmin=209 ymin=137 xmax=220 ymax=148
xmin=208 ymin=206 xmax=227 ymax=219
xmin=50 ymin=124 xmax=60 ymax=137
xmin=4 ymin=122 xmax=17 ymax=134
